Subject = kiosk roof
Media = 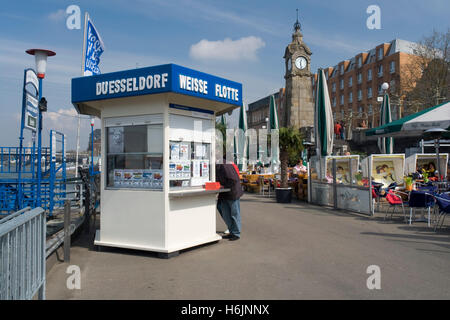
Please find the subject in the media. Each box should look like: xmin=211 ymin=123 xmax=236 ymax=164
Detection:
xmin=72 ymin=64 xmax=242 ymax=116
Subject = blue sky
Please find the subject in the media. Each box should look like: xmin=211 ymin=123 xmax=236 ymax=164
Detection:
xmin=0 ymin=0 xmax=448 ymax=149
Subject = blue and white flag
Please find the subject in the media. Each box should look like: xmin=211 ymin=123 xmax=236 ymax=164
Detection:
xmin=83 ymin=16 xmax=105 ymax=76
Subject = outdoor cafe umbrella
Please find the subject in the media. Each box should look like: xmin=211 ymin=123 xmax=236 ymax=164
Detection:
xmin=269 ymin=95 xmax=280 ymax=172
xmin=314 ymin=68 xmax=334 ymax=157
xmin=365 ymin=101 xmax=450 ymax=138
xmin=377 ymin=92 xmax=394 ymax=154
xmin=237 ymin=103 xmax=248 ymax=171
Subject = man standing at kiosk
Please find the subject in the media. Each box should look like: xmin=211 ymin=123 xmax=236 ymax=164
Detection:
xmin=216 ymin=163 xmax=243 ymax=241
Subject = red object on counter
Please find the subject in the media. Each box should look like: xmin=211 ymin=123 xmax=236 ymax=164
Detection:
xmin=204 ymin=182 xmax=221 ymax=190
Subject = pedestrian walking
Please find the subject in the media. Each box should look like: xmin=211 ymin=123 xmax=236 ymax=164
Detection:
xmin=216 ymin=162 xmax=244 ymax=241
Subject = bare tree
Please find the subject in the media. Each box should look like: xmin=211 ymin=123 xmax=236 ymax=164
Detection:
xmin=399 ymin=29 xmax=449 ymax=114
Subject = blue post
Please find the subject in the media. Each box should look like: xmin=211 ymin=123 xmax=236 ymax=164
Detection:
xmin=90 ymin=122 xmax=94 ymax=177
xmin=17 ymin=70 xmax=27 ymax=210
xmin=36 ymin=78 xmax=43 ymax=208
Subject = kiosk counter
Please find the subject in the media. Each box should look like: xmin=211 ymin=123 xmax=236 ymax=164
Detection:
xmin=71 ymin=64 xmax=242 ymax=255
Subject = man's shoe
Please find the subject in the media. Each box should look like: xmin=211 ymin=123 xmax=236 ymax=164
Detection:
xmin=228 ymin=235 xmax=240 ymax=241
xmin=222 ymin=234 xmax=234 ymax=239
xmin=223 ymin=229 xmax=230 ymax=235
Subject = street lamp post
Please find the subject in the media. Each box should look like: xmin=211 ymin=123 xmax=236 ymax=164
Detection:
xmin=26 ymin=49 xmax=55 ymax=208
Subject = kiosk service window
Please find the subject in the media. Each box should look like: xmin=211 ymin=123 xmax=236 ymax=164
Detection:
xmin=169 ymin=112 xmax=213 ymax=189
xmin=106 ymin=114 xmax=164 ymax=190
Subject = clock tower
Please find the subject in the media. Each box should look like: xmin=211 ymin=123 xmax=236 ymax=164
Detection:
xmin=283 ymin=13 xmax=315 ymax=130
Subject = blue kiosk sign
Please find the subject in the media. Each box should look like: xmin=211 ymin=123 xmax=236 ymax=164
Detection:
xmin=72 ymin=64 xmax=242 ymax=107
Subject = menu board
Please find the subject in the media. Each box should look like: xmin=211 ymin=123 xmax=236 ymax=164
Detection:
xmin=113 ymin=169 xmax=163 ymax=189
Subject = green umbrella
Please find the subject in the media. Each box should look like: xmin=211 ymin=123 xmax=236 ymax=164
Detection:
xmin=377 ymin=93 xmax=394 ymax=154
xmin=237 ymin=104 xmax=248 ymax=171
xmin=269 ymin=95 xmax=280 ymax=171
xmin=314 ymin=69 xmax=334 ymax=157
xmin=366 ymin=101 xmax=450 ymax=138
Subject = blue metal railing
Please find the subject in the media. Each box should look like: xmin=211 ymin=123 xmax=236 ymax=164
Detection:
xmin=0 ymin=131 xmax=68 ymax=217
xmin=0 ymin=147 xmax=50 ymax=175
xmin=0 ymin=207 xmax=46 ymax=300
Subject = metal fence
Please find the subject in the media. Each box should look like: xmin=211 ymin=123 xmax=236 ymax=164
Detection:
xmin=0 ymin=207 xmax=46 ymax=300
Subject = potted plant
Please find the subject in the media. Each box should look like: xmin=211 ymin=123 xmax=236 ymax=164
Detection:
xmin=276 ymin=127 xmax=303 ymax=203
xmin=405 ymin=176 xmax=413 ymax=191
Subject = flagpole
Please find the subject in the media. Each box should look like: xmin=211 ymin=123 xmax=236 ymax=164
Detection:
xmin=75 ymin=12 xmax=88 ymax=178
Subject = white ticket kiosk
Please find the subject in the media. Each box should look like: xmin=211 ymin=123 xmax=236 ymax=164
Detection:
xmin=71 ymin=64 xmax=242 ymax=256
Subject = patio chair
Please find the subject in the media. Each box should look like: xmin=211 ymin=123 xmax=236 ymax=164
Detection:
xmin=384 ymin=190 xmax=408 ymax=222
xmin=371 ymin=181 xmax=397 ymax=214
xmin=259 ymin=176 xmax=271 ymax=197
xmin=408 ymin=190 xmax=436 ymax=226
xmin=434 ymin=193 xmax=450 ymax=231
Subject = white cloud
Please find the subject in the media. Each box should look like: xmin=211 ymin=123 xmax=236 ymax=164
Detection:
xmin=190 ymin=36 xmax=265 ymax=62
xmin=48 ymin=9 xmax=66 ymax=22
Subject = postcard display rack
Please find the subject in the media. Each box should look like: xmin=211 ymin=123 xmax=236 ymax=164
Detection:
xmin=71 ymin=64 xmax=242 ymax=256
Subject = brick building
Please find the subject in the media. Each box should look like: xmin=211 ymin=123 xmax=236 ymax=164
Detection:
xmin=247 ymin=88 xmax=286 ymax=129
xmin=312 ymin=39 xmax=420 ymax=129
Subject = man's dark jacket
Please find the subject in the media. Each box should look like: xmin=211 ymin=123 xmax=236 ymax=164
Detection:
xmin=216 ymin=164 xmax=244 ymax=200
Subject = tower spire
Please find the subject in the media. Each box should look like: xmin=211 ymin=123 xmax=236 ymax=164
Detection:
xmin=294 ymin=8 xmax=301 ymax=32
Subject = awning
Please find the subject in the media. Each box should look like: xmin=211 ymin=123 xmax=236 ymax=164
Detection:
xmin=365 ymin=101 xmax=450 ymax=138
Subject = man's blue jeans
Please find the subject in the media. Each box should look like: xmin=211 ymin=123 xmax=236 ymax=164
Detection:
xmin=217 ymin=199 xmax=241 ymax=238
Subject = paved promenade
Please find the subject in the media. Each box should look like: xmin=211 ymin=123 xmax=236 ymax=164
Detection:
xmin=46 ymin=193 xmax=450 ymax=299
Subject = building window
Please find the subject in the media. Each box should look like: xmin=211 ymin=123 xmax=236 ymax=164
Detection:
xmin=378 ymin=65 xmax=383 ymax=77
xmin=332 ymin=97 xmax=336 ymax=107
xmin=340 ymin=79 xmax=344 ymax=90
xmin=358 ymin=89 xmax=362 ymax=101
xmin=312 ymin=77 xmax=315 ymax=86
xmin=349 ymin=92 xmax=353 ymax=103
xmin=358 ymin=57 xmax=362 ymax=68
xmin=340 ymin=95 xmax=344 ymax=105
xmin=348 ymin=76 xmax=353 ymax=87
xmin=378 ymin=84 xmax=383 ymax=94
xmin=390 ymin=61 xmax=395 ymax=73
xmin=341 ymin=110 xmax=345 ymax=119
xmin=340 ymin=64 xmax=344 ymax=75
xmin=332 ymin=82 xmax=336 ymax=92
xmin=357 ymin=73 xmax=362 ymax=84
xmin=368 ymin=69 xmax=372 ymax=81
xmin=368 ymin=104 xmax=373 ymax=115
xmin=378 ymin=48 xmax=383 ymax=60
xmin=368 ymin=87 xmax=372 ymax=98
xmin=358 ymin=106 xmax=363 ymax=116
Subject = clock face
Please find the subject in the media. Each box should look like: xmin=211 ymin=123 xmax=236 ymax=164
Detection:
xmin=295 ymin=57 xmax=307 ymax=70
